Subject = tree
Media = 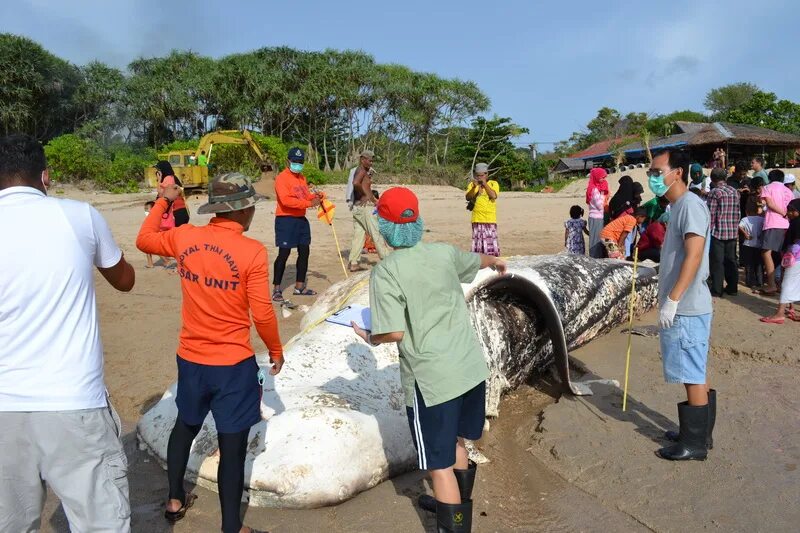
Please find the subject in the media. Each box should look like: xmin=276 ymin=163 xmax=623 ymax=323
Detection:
xmin=646 ymin=110 xmax=710 ymax=137
xmin=704 ymin=82 xmax=759 ymax=116
xmin=71 ymin=61 xmax=125 ymax=141
xmin=0 ymin=33 xmax=82 ymax=140
xmin=722 ymin=91 xmax=800 ymax=135
xmin=452 ymin=116 xmax=530 ymax=187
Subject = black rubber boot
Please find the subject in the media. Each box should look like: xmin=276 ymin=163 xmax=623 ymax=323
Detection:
xmin=418 ymin=461 xmax=477 ymax=513
xmin=664 ymin=389 xmax=716 ymax=449
xmin=436 ymin=500 xmax=472 ymax=532
xmin=657 ymin=402 xmax=708 ymax=461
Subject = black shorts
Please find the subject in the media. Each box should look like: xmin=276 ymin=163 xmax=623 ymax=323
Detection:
xmin=275 ymin=216 xmax=311 ymax=249
xmin=175 ymin=355 xmax=262 ymax=433
xmin=406 ymin=381 xmax=486 ymax=470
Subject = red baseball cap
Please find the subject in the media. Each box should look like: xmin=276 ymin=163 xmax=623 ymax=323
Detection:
xmin=377 ymin=187 xmax=419 ymax=223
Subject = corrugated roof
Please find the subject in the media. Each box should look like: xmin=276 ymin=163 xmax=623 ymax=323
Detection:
xmin=554 ymin=157 xmax=593 ymax=172
xmin=569 ymin=135 xmax=638 ymax=158
xmin=674 ymin=121 xmax=709 ymax=135
xmin=578 ymin=122 xmax=800 ymax=161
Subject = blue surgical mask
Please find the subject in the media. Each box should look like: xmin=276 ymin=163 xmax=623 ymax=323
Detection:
xmin=289 ymin=162 xmax=304 ymax=173
xmin=648 ymin=169 xmax=676 ymax=197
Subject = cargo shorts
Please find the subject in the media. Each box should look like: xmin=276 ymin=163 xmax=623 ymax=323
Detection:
xmin=0 ymin=402 xmax=131 ymax=533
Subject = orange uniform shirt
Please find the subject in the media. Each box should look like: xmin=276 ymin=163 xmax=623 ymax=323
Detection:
xmin=600 ymin=213 xmax=636 ymax=243
xmin=136 ymin=198 xmax=283 ymax=366
xmin=275 ymin=168 xmax=316 ymax=217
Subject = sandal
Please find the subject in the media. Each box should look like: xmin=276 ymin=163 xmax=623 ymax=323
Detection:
xmin=164 ymin=493 xmax=197 ymax=523
xmin=272 ymin=290 xmax=285 ymax=303
xmin=754 ymin=288 xmax=779 ymax=296
xmin=759 ymin=316 xmax=784 ymax=324
xmin=349 ymin=264 xmax=366 ymax=272
xmin=293 ymin=285 xmax=317 ymax=296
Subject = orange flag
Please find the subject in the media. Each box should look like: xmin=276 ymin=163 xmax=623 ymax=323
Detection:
xmin=317 ymin=198 xmax=336 ymax=225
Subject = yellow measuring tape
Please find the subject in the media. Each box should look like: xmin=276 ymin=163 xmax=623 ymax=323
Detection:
xmin=622 ymin=243 xmax=640 ymax=412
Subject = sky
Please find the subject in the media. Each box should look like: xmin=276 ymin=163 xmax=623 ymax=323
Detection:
xmin=2 ymin=0 xmax=798 ymax=148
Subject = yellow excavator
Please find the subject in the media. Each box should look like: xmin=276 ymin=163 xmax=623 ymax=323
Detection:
xmin=145 ymin=130 xmax=275 ymax=189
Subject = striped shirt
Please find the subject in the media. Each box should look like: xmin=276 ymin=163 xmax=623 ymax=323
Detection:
xmin=707 ymin=183 xmax=740 ymax=240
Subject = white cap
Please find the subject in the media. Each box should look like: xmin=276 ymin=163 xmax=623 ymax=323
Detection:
xmin=785 ymin=173 xmax=797 ymax=184
xmin=474 ymin=163 xmax=489 ymax=174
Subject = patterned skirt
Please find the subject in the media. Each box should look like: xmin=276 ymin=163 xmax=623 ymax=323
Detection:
xmin=471 ymin=223 xmax=500 ymax=257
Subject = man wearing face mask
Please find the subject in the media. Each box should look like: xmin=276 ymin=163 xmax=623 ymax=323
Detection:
xmin=272 ymin=147 xmax=322 ymax=302
xmin=647 ymin=149 xmax=714 ymax=462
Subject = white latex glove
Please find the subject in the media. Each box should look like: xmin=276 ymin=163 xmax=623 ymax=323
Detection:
xmin=659 ymin=297 xmax=679 ymax=329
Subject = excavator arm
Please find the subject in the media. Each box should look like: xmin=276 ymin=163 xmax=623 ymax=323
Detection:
xmin=194 ymin=130 xmax=267 ymax=164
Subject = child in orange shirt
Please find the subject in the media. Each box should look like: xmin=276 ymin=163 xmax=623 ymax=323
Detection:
xmin=601 ymin=208 xmax=647 ymax=259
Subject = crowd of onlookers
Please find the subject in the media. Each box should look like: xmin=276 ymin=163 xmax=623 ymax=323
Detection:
xmin=565 ymin=155 xmax=800 ymax=323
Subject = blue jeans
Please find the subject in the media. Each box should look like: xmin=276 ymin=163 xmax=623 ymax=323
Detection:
xmin=660 ymin=314 xmax=712 ymax=384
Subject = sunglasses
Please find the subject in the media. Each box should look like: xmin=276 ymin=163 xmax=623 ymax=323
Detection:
xmin=646 ymin=168 xmax=674 ymax=178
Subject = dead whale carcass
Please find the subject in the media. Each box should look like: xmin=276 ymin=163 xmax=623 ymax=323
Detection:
xmin=137 ymin=255 xmax=657 ymax=508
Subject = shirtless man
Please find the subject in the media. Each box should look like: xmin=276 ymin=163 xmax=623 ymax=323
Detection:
xmin=347 ymin=150 xmax=390 ymax=271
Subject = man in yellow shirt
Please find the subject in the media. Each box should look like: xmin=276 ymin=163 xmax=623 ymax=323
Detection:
xmin=466 ymin=162 xmax=500 ymax=256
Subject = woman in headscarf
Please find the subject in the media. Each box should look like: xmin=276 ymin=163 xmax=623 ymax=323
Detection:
xmin=155 ymin=161 xmax=190 ymax=227
xmin=609 ymin=175 xmax=635 ymax=219
xmin=586 ymin=167 xmax=609 ymax=258
xmin=687 ymin=163 xmax=710 ymax=196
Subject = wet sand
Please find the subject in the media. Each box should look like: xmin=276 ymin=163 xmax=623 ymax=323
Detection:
xmin=40 ymin=179 xmax=799 ymax=532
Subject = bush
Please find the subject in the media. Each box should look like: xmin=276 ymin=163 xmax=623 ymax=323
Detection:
xmin=159 ymin=139 xmax=198 ymax=152
xmin=104 ymin=147 xmax=152 ymax=193
xmin=45 ymin=134 xmax=152 ymax=192
xmin=44 ymin=134 xmax=109 ymax=182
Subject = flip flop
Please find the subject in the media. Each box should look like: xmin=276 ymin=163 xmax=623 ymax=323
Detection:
xmin=759 ymin=316 xmax=784 ymax=324
xmin=164 ymin=493 xmax=197 ymax=523
xmin=754 ymin=288 xmax=779 ymax=296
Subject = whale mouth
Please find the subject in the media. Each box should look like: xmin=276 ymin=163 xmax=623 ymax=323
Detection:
xmin=469 ymin=276 xmax=552 ymax=385
xmin=467 ymin=274 xmax=569 ymax=416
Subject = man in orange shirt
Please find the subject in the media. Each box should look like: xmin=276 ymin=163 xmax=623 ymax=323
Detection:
xmin=272 ymin=147 xmax=322 ymax=302
xmin=137 ymin=172 xmax=283 ymax=533
xmin=600 ymin=208 xmax=647 ymax=259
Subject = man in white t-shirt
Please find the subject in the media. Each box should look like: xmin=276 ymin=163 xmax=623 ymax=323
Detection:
xmin=0 ymin=134 xmax=136 ymax=532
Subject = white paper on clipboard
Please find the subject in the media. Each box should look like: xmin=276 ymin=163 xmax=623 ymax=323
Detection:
xmin=325 ymin=304 xmax=372 ymax=331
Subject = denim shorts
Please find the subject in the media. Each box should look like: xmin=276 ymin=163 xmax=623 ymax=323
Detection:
xmin=660 ymin=313 xmax=712 ymax=384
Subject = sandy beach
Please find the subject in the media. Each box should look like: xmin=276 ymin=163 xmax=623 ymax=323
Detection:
xmin=40 ymin=176 xmax=800 ymax=532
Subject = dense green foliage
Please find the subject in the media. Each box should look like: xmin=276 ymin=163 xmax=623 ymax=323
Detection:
xmin=2 ymin=34 xmax=542 ymax=190
xmin=43 ymin=135 xmax=152 ymax=192
xmin=720 ymin=91 xmax=800 ymax=135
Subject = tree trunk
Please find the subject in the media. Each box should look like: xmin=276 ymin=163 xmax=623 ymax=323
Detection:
xmin=323 ymin=133 xmax=331 ymax=172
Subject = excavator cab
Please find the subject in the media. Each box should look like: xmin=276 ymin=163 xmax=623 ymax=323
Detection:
xmin=145 ymin=151 xmax=207 ymax=189
xmin=144 ymin=130 xmax=274 ymax=190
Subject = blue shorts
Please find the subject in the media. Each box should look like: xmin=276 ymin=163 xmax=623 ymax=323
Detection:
xmin=275 ymin=216 xmax=311 ymax=249
xmin=406 ymin=381 xmax=486 ymax=470
xmin=175 ymin=355 xmax=262 ymax=433
xmin=660 ymin=314 xmax=711 ymax=384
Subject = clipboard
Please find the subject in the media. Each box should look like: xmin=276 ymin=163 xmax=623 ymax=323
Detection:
xmin=325 ymin=304 xmax=372 ymax=331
